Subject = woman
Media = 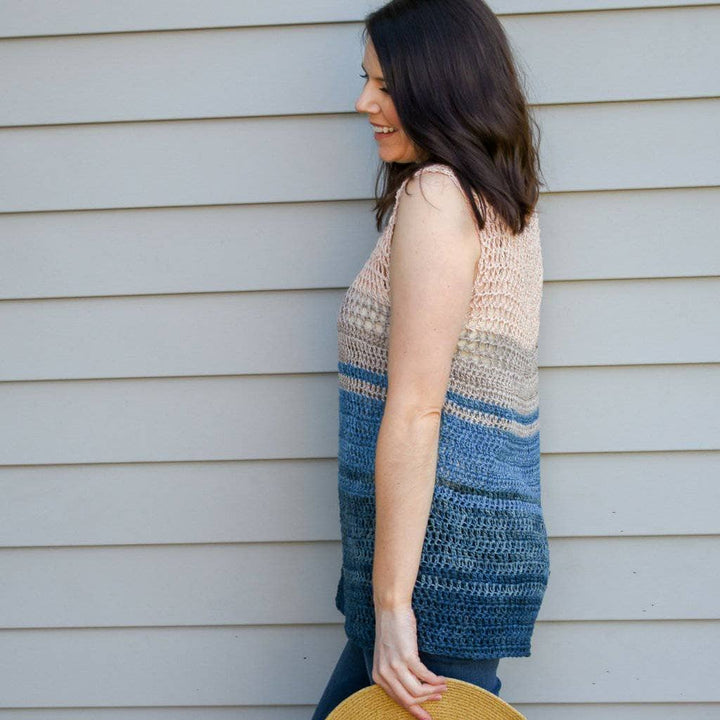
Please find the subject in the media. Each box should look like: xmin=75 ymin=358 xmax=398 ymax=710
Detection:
xmin=312 ymin=1 xmax=549 ymax=719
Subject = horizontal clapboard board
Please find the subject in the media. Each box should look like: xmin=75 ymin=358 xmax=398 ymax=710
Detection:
xmin=0 ymin=0 xmax=716 ymax=37
xmin=0 ymin=187 xmax=718 ymax=302
xmin=1 ymin=100 xmax=717 ymax=213
xmin=0 ymin=622 xmax=716 ymax=705
xmin=0 ymin=535 xmax=717 ymax=627
xmin=0 ymin=452 xmax=716 ymax=547
xmin=1 ymin=7 xmax=718 ymax=126
xmin=0 ymin=278 xmax=718 ymax=380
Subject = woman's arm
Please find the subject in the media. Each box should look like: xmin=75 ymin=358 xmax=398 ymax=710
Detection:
xmin=373 ymin=169 xmax=481 ymax=612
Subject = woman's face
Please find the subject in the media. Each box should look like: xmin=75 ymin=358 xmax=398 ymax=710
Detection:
xmin=355 ymin=40 xmax=424 ymax=164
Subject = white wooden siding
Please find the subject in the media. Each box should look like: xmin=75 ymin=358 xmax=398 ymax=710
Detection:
xmin=1 ymin=8 xmax=719 ymax=126
xmin=1 ymin=279 xmax=719 ymax=380
xmin=2 ymin=187 xmax=719 ymax=303
xmin=0 ymin=536 xmax=718 ymax=626
xmin=0 ymin=623 xmax=716 ymax=706
xmin=0 ymin=0 xmax=717 ymax=37
xmin=1 ymin=452 xmax=718 ymax=547
xmin=0 ymin=101 xmax=718 ymax=213
xmin=0 ymin=2 xmax=718 ymax=718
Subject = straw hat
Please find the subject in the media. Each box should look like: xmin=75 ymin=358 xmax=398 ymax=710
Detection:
xmin=326 ymin=677 xmax=526 ymax=719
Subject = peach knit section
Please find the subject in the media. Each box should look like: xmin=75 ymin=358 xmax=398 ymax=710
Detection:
xmin=351 ymin=163 xmax=543 ymax=354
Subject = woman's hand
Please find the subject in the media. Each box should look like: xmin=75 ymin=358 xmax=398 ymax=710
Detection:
xmin=372 ymin=602 xmax=448 ymax=720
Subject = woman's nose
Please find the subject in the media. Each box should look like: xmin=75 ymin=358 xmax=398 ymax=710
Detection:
xmin=356 ymin=97 xmax=377 ymax=114
xmin=355 ymin=88 xmax=377 ymax=114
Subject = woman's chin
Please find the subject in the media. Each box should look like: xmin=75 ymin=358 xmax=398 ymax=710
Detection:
xmin=377 ymin=148 xmax=416 ymax=164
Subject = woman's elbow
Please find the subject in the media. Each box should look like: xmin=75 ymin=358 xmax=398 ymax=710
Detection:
xmin=383 ymin=394 xmax=444 ymax=426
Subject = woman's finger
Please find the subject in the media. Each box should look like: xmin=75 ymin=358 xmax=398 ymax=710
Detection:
xmin=395 ymin=664 xmax=447 ymax=702
xmin=408 ymin=656 xmax=448 ymax=688
xmin=382 ymin=671 xmax=437 ymax=720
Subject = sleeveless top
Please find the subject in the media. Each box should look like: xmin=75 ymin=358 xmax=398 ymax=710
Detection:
xmin=334 ymin=162 xmax=550 ymax=660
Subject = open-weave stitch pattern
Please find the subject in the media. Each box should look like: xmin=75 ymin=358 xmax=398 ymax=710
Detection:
xmin=335 ymin=163 xmax=550 ymax=659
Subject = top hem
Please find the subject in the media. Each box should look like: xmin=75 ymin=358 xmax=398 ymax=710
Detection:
xmin=342 ymin=622 xmax=532 ymax=661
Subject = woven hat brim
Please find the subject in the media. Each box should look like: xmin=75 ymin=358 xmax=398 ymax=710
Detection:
xmin=326 ymin=676 xmax=526 ymax=719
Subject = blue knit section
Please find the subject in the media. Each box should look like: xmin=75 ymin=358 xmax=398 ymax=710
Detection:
xmin=338 ymin=360 xmax=388 ymax=389
xmin=334 ymin=362 xmax=550 ymax=660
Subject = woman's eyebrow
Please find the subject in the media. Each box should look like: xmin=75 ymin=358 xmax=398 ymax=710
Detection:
xmin=360 ymin=62 xmax=385 ymax=81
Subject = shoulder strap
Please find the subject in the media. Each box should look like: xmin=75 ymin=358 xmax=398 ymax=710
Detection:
xmin=383 ymin=173 xmax=412 ymax=241
xmin=417 ymin=163 xmax=483 ymax=208
xmin=413 ymin=162 xmax=464 ymax=189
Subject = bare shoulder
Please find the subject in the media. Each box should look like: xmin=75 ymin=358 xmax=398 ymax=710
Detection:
xmin=397 ymin=164 xmax=478 ymax=236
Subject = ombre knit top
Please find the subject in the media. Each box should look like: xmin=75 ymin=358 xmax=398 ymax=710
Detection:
xmin=334 ymin=162 xmax=550 ymax=660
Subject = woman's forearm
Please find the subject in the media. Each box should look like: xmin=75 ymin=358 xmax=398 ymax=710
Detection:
xmin=372 ymin=402 xmax=442 ymax=611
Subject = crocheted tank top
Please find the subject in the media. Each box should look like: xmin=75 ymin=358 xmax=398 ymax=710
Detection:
xmin=334 ymin=162 xmax=550 ymax=659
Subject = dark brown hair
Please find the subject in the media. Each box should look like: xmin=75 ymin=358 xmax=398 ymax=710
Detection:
xmin=363 ymin=0 xmax=545 ymax=235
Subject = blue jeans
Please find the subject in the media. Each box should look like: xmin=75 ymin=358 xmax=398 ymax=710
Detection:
xmin=311 ymin=638 xmax=502 ymax=720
